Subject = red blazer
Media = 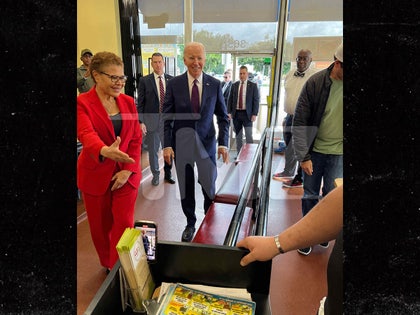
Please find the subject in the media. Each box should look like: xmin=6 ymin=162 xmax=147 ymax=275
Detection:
xmin=77 ymin=87 xmax=142 ymax=195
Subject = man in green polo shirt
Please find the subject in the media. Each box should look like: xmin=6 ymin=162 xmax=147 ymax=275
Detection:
xmin=292 ymin=42 xmax=343 ymax=256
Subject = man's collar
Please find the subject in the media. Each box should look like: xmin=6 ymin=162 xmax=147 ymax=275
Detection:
xmin=187 ymin=72 xmax=203 ymax=84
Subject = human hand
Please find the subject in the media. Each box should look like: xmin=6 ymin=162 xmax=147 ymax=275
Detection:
xmin=251 ymin=115 xmax=257 ymax=122
xmin=100 ymin=136 xmax=135 ymax=163
xmin=140 ymin=123 xmax=147 ymax=135
xmin=300 ymin=160 xmax=313 ymax=175
xmin=236 ymin=236 xmax=279 ymax=266
xmin=217 ymin=147 xmax=229 ymax=164
xmin=111 ymin=170 xmax=132 ymax=191
xmin=228 ymin=113 xmax=232 ymax=120
xmin=163 ymin=147 xmax=174 ymax=165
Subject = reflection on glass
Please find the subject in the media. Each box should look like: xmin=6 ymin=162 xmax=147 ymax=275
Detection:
xmin=137 ymin=0 xmax=342 ymax=127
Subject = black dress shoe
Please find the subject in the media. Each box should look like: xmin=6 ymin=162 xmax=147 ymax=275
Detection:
xmin=151 ymin=175 xmax=159 ymax=186
xmin=181 ymin=226 xmax=196 ymax=242
xmin=164 ymin=176 xmax=176 ymax=184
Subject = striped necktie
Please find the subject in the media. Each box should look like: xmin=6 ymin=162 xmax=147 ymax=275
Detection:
xmin=238 ymin=81 xmax=244 ymax=109
xmin=159 ymin=76 xmax=165 ymax=113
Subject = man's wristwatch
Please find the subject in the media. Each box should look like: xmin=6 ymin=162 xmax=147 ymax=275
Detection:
xmin=274 ymin=235 xmax=285 ymax=254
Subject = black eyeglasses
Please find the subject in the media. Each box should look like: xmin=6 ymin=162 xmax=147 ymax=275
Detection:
xmin=99 ymin=71 xmax=128 ymax=83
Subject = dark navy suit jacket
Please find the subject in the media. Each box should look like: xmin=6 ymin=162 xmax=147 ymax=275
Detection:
xmin=137 ymin=73 xmax=173 ymax=132
xmin=221 ymin=81 xmax=232 ymax=106
xmin=227 ymin=80 xmax=260 ymax=121
xmin=163 ymin=72 xmax=229 ymax=159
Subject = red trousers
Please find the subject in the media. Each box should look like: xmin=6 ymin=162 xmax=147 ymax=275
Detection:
xmin=82 ymin=182 xmax=138 ymax=269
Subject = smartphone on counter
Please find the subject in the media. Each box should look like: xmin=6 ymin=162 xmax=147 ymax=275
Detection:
xmin=134 ymin=220 xmax=157 ymax=263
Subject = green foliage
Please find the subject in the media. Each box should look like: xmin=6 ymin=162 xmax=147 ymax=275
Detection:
xmin=176 ymin=44 xmax=185 ymax=73
xmin=282 ymin=62 xmax=291 ymax=75
xmin=205 ymin=54 xmax=224 ymax=74
xmin=237 ymin=57 xmax=266 ymax=73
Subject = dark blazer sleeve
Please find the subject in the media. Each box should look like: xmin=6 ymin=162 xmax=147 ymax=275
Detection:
xmin=162 ymin=74 xmax=185 ymax=149
xmin=137 ymin=75 xmax=147 ymax=122
xmin=292 ymin=79 xmax=319 ymax=162
xmin=222 ymin=81 xmax=231 ymax=105
xmin=138 ymin=74 xmax=162 ymax=131
xmin=245 ymin=81 xmax=260 ymax=121
xmin=212 ymin=77 xmax=229 ymax=148
xmin=227 ymin=81 xmax=238 ymax=115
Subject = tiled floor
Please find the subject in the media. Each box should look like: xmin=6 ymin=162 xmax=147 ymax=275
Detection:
xmin=77 ymin=148 xmax=333 ymax=315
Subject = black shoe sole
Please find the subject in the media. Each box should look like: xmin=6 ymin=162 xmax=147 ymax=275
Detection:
xmin=152 ymin=176 xmax=160 ymax=186
xmin=164 ymin=178 xmax=176 ymax=184
xmin=181 ymin=228 xmax=195 ymax=242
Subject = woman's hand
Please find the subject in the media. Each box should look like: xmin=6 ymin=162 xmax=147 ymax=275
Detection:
xmin=100 ymin=136 xmax=135 ymax=163
xmin=111 ymin=170 xmax=132 ymax=191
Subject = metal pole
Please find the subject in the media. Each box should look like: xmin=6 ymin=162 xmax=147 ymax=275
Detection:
xmin=184 ymin=0 xmax=193 ymax=43
xmin=224 ymin=129 xmax=267 ymax=246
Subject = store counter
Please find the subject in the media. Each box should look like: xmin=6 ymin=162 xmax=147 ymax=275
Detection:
xmin=85 ymin=241 xmax=272 ymax=315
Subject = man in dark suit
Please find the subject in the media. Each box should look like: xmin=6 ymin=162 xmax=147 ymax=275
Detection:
xmin=221 ymin=69 xmax=232 ymax=106
xmin=163 ymin=42 xmax=230 ymax=242
xmin=228 ymin=65 xmax=260 ymax=154
xmin=138 ymin=52 xmax=175 ymax=186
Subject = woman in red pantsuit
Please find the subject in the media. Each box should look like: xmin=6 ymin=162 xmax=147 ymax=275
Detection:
xmin=77 ymin=52 xmax=142 ymax=271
